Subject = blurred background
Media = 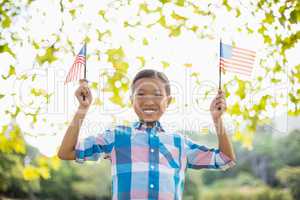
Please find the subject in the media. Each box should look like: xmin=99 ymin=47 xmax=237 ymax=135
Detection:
xmin=0 ymin=0 xmax=299 ymax=199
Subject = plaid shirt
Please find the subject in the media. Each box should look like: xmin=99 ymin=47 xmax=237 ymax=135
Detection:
xmin=75 ymin=120 xmax=236 ymax=200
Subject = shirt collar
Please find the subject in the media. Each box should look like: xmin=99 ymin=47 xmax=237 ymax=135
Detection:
xmin=132 ymin=120 xmax=165 ymax=132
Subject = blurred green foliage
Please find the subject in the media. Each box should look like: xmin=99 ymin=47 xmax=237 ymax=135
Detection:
xmin=277 ymin=166 xmax=300 ymax=200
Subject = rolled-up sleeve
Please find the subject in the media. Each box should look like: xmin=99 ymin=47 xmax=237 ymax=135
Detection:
xmin=185 ymin=138 xmax=236 ymax=171
xmin=75 ymin=128 xmax=114 ymax=163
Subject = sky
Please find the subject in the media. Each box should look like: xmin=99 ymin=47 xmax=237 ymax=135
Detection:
xmin=0 ymin=0 xmax=299 ymax=156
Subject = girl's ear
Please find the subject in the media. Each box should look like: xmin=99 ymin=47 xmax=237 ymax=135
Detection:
xmin=130 ymin=95 xmax=133 ymax=105
xmin=167 ymin=96 xmax=172 ymax=107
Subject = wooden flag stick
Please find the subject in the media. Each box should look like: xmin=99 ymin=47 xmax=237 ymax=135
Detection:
xmin=219 ymin=39 xmax=222 ymax=90
xmin=82 ymin=42 xmax=87 ymax=101
xmin=84 ymin=42 xmax=87 ymax=80
xmin=218 ymin=39 xmax=222 ymax=111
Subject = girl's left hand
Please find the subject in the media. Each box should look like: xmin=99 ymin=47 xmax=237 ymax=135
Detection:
xmin=210 ymin=89 xmax=227 ymax=122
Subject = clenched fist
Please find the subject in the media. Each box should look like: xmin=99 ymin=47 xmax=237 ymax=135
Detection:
xmin=210 ymin=89 xmax=227 ymax=122
xmin=75 ymin=79 xmax=93 ymax=109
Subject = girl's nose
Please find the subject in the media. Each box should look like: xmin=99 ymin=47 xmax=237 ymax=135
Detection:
xmin=143 ymin=99 xmax=155 ymax=106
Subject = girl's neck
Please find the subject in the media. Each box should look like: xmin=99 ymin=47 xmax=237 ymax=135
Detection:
xmin=140 ymin=119 xmax=156 ymax=128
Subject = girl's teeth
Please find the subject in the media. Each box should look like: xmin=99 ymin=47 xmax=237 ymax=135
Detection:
xmin=144 ymin=110 xmax=155 ymax=114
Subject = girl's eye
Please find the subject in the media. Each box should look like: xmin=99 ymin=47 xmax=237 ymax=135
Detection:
xmin=137 ymin=93 xmax=144 ymax=96
xmin=155 ymin=93 xmax=162 ymax=96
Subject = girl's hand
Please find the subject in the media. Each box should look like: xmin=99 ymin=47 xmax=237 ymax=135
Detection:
xmin=210 ymin=89 xmax=227 ymax=122
xmin=75 ymin=79 xmax=93 ymax=109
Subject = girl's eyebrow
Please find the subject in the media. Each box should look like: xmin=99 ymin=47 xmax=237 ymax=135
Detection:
xmin=136 ymin=88 xmax=161 ymax=92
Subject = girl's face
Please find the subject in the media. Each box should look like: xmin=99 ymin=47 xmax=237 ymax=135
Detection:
xmin=131 ymin=77 xmax=172 ymax=123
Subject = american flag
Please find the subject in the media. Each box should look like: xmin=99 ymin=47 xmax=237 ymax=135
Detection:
xmin=219 ymin=42 xmax=256 ymax=77
xmin=64 ymin=44 xmax=86 ymax=84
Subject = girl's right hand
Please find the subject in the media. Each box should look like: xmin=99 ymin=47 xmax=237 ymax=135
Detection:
xmin=75 ymin=79 xmax=93 ymax=109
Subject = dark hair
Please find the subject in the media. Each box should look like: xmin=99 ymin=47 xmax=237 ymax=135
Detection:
xmin=131 ymin=69 xmax=171 ymax=96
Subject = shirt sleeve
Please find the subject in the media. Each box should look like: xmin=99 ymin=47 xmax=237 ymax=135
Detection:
xmin=75 ymin=128 xmax=115 ymax=163
xmin=185 ymin=137 xmax=236 ymax=171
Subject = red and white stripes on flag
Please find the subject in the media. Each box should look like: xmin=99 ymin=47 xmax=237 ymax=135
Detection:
xmin=219 ymin=42 xmax=256 ymax=77
xmin=64 ymin=44 xmax=86 ymax=84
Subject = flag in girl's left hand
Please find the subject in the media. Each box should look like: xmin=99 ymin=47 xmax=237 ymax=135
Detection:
xmin=217 ymin=40 xmax=256 ymax=110
xmin=219 ymin=41 xmax=256 ymax=77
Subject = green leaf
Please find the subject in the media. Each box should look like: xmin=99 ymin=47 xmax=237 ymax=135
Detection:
xmin=176 ymin=0 xmax=185 ymax=7
xmin=171 ymin=11 xmax=187 ymax=21
xmin=158 ymin=16 xmax=167 ymax=27
xmin=1 ymin=65 xmax=16 ymax=80
xmin=281 ymin=31 xmax=300 ymax=53
xmin=90 ymin=82 xmax=98 ymax=90
xmin=106 ymin=47 xmax=125 ymax=65
xmin=110 ymin=93 xmax=124 ymax=107
xmin=257 ymin=0 xmax=265 ymax=8
xmin=161 ymin=61 xmax=170 ymax=69
xmin=98 ymin=10 xmax=106 ymax=18
xmin=17 ymin=74 xmax=28 ymax=80
xmin=273 ymin=63 xmax=282 ymax=73
xmin=222 ymin=0 xmax=232 ymax=11
xmin=235 ymin=79 xmax=246 ymax=99
xmin=279 ymin=16 xmax=286 ymax=26
xmin=278 ymin=5 xmax=286 ymax=15
xmin=9 ymin=65 xmax=15 ymax=76
xmin=289 ymin=93 xmax=299 ymax=104
xmin=0 ymin=94 xmax=5 ymax=99
xmin=258 ymin=25 xmax=266 ymax=34
xmin=69 ymin=9 xmax=76 ymax=17
xmin=275 ymin=34 xmax=282 ymax=45
xmin=31 ymin=88 xmax=47 ymax=96
xmin=32 ymin=74 xmax=37 ymax=81
xmin=0 ymin=43 xmax=16 ymax=58
xmin=257 ymin=76 xmax=263 ymax=82
xmin=190 ymin=25 xmax=198 ymax=32
xmin=36 ymin=46 xmax=58 ymax=65
xmin=12 ymin=106 xmax=21 ymax=118
xmin=142 ymin=38 xmax=149 ymax=45
xmin=236 ymin=8 xmax=241 ymax=17
xmin=253 ymin=95 xmax=271 ymax=111
xmin=271 ymin=101 xmax=278 ymax=108
xmin=137 ymin=56 xmax=145 ymax=67
xmin=247 ymin=27 xmax=254 ymax=34
xmin=190 ymin=72 xmax=200 ymax=78
xmin=159 ymin=0 xmax=172 ymax=4
xmin=139 ymin=3 xmax=149 ymax=13
xmin=2 ymin=14 xmax=11 ymax=28
xmin=263 ymin=12 xmax=275 ymax=24
xmin=169 ymin=26 xmax=181 ymax=37
xmin=271 ymin=78 xmax=281 ymax=83
xmin=263 ymin=35 xmax=272 ymax=44
xmin=117 ymin=61 xmax=129 ymax=72
xmin=97 ymin=30 xmax=111 ymax=41
xmin=228 ymin=102 xmax=242 ymax=115
xmin=32 ymin=41 xmax=40 ymax=49
xmin=289 ymin=10 xmax=300 ymax=24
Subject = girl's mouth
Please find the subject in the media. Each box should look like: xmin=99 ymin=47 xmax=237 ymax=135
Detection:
xmin=142 ymin=108 xmax=158 ymax=115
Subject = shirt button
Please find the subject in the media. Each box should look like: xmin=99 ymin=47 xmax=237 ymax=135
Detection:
xmin=150 ymin=148 xmax=154 ymax=153
xmin=150 ymin=184 xmax=154 ymax=188
xmin=150 ymin=165 xmax=154 ymax=170
xmin=150 ymin=134 xmax=154 ymax=138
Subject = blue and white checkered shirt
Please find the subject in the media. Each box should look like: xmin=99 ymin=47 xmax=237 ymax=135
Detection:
xmin=75 ymin=120 xmax=236 ymax=200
